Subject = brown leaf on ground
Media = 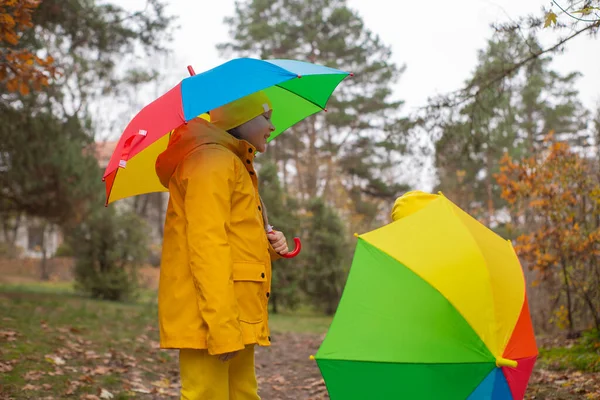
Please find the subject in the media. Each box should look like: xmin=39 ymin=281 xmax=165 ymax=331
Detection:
xmin=92 ymin=366 xmax=111 ymax=375
xmin=24 ymin=370 xmax=44 ymax=380
xmin=23 ymin=384 xmax=41 ymax=390
xmin=0 ymin=361 xmax=13 ymax=373
xmin=0 ymin=330 xmax=17 ymax=342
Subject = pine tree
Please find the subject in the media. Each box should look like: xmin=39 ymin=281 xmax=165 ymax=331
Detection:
xmin=433 ymin=31 xmax=589 ymax=225
xmin=219 ymin=0 xmax=409 ymax=228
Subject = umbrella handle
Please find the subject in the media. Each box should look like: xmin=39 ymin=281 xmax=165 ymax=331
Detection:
xmin=267 ymin=225 xmax=302 ymax=259
xmin=281 ymin=237 xmax=302 ymax=259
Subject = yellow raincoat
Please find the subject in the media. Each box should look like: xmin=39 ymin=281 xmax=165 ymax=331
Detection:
xmin=155 ymin=117 xmax=280 ymax=356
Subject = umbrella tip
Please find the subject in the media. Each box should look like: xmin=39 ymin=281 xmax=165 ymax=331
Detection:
xmin=297 ymin=74 xmax=302 ymax=79
xmin=187 ymin=65 xmax=196 ymax=76
xmin=349 ymin=72 xmax=354 ymax=77
xmin=353 ymin=232 xmax=359 ymax=238
xmin=496 ymin=357 xmax=518 ymax=368
xmin=309 ymin=355 xmax=315 ymax=360
xmin=324 ymin=108 xmax=328 ymax=112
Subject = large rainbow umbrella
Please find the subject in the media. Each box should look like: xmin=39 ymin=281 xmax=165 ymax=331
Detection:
xmin=313 ymin=193 xmax=538 ymax=399
xmin=102 ymin=58 xmax=351 ymax=205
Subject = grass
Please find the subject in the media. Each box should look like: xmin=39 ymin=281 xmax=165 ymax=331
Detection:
xmin=3 ymin=281 xmax=599 ymax=399
xmin=537 ymin=331 xmax=600 ymax=373
xmin=0 ymin=281 xmax=332 ymax=399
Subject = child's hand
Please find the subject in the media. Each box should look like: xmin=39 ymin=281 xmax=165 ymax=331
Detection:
xmin=268 ymin=230 xmax=289 ymax=255
xmin=217 ymin=351 xmax=239 ymax=362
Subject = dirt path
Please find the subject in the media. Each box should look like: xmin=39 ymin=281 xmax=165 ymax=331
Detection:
xmin=254 ymin=333 xmax=598 ymax=400
xmin=256 ymin=332 xmax=328 ymax=400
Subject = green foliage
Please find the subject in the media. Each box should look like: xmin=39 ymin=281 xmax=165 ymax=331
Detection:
xmin=0 ymin=0 xmax=175 ymax=227
xmin=301 ymin=198 xmax=350 ymax=315
xmin=54 ymin=241 xmax=74 ymax=257
xmin=539 ymin=331 xmax=600 ymax=372
xmin=0 ymin=103 xmax=100 ymax=227
xmin=71 ymin=207 xmax=149 ymax=302
xmin=433 ymin=31 xmax=588 ymax=222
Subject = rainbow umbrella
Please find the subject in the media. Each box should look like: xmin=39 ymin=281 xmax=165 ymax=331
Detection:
xmin=102 ymin=58 xmax=351 ymax=206
xmin=313 ymin=193 xmax=538 ymax=399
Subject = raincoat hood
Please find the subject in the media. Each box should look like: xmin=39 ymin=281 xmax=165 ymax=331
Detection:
xmin=155 ymin=118 xmax=255 ymax=188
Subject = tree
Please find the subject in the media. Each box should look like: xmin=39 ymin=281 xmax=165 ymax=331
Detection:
xmin=257 ymin=160 xmax=302 ymax=313
xmin=496 ymin=134 xmax=600 ymax=333
xmin=71 ymin=205 xmax=149 ymax=301
xmin=428 ymin=0 xmax=600 ymax=112
xmin=433 ymin=31 xmax=588 ymax=224
xmin=0 ymin=0 xmax=174 ymax=225
xmin=0 ymin=0 xmax=56 ymax=94
xmin=219 ymin=0 xmax=411 ymax=229
xmin=301 ymin=198 xmax=350 ymax=315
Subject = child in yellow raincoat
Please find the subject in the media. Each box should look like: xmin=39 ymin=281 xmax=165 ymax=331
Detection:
xmin=155 ymin=90 xmax=290 ymax=400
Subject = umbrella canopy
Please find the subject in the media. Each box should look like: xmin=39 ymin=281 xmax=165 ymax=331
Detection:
xmin=102 ymin=58 xmax=350 ymax=205
xmin=313 ymin=193 xmax=537 ymax=400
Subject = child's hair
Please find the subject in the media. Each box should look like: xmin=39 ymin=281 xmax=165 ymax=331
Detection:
xmin=227 ymin=127 xmax=241 ymax=139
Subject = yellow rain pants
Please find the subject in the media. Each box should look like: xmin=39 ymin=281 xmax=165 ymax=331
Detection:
xmin=179 ymin=345 xmax=260 ymax=400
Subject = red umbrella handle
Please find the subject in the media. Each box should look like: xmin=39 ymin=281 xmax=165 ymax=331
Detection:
xmin=267 ymin=225 xmax=302 ymax=259
xmin=281 ymin=237 xmax=302 ymax=259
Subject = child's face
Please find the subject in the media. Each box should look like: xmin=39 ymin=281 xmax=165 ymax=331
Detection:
xmin=236 ymin=110 xmax=275 ymax=153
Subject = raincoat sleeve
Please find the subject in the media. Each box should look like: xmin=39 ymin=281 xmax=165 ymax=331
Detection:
xmin=181 ymin=148 xmax=244 ymax=355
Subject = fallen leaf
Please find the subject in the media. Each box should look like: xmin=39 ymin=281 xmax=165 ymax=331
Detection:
xmin=24 ymin=370 xmax=44 ymax=380
xmin=45 ymin=354 xmax=66 ymax=365
xmin=80 ymin=395 xmax=100 ymax=400
xmin=79 ymin=374 xmax=94 ymax=384
xmin=0 ymin=330 xmax=18 ymax=342
xmin=151 ymin=377 xmax=170 ymax=389
xmin=23 ymin=384 xmax=41 ymax=390
xmin=0 ymin=362 xmax=13 ymax=373
xmin=42 ymin=383 xmax=52 ymax=390
xmin=92 ymin=366 xmax=111 ymax=375
xmin=99 ymin=388 xmax=114 ymax=399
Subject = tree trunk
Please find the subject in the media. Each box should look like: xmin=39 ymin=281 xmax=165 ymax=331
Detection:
xmin=485 ymin=152 xmax=494 ymax=226
xmin=305 ymin=118 xmax=318 ymax=198
xmin=271 ymin=293 xmax=279 ymax=314
xmin=560 ymin=256 xmax=574 ymax=333
xmin=292 ymin=138 xmax=305 ymax=200
xmin=581 ymin=288 xmax=600 ymax=333
xmin=39 ymin=222 xmax=50 ymax=281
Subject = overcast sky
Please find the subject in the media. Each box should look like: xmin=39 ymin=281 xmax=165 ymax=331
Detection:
xmin=117 ymin=0 xmax=600 ymax=190
xmin=122 ymin=0 xmax=600 ymax=112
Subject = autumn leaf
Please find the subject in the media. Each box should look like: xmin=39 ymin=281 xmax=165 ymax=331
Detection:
xmin=544 ymin=11 xmax=558 ymax=27
xmin=0 ymin=362 xmax=14 ymax=373
xmin=99 ymin=388 xmax=114 ymax=399
xmin=23 ymin=384 xmax=41 ymax=390
xmin=24 ymin=370 xmax=44 ymax=381
xmin=572 ymin=6 xmax=600 ymax=15
xmin=150 ymin=377 xmax=171 ymax=389
xmin=45 ymin=354 xmax=66 ymax=365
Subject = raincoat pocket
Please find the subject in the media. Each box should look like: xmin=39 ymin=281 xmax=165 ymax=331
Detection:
xmin=232 ymin=262 xmax=267 ymax=324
